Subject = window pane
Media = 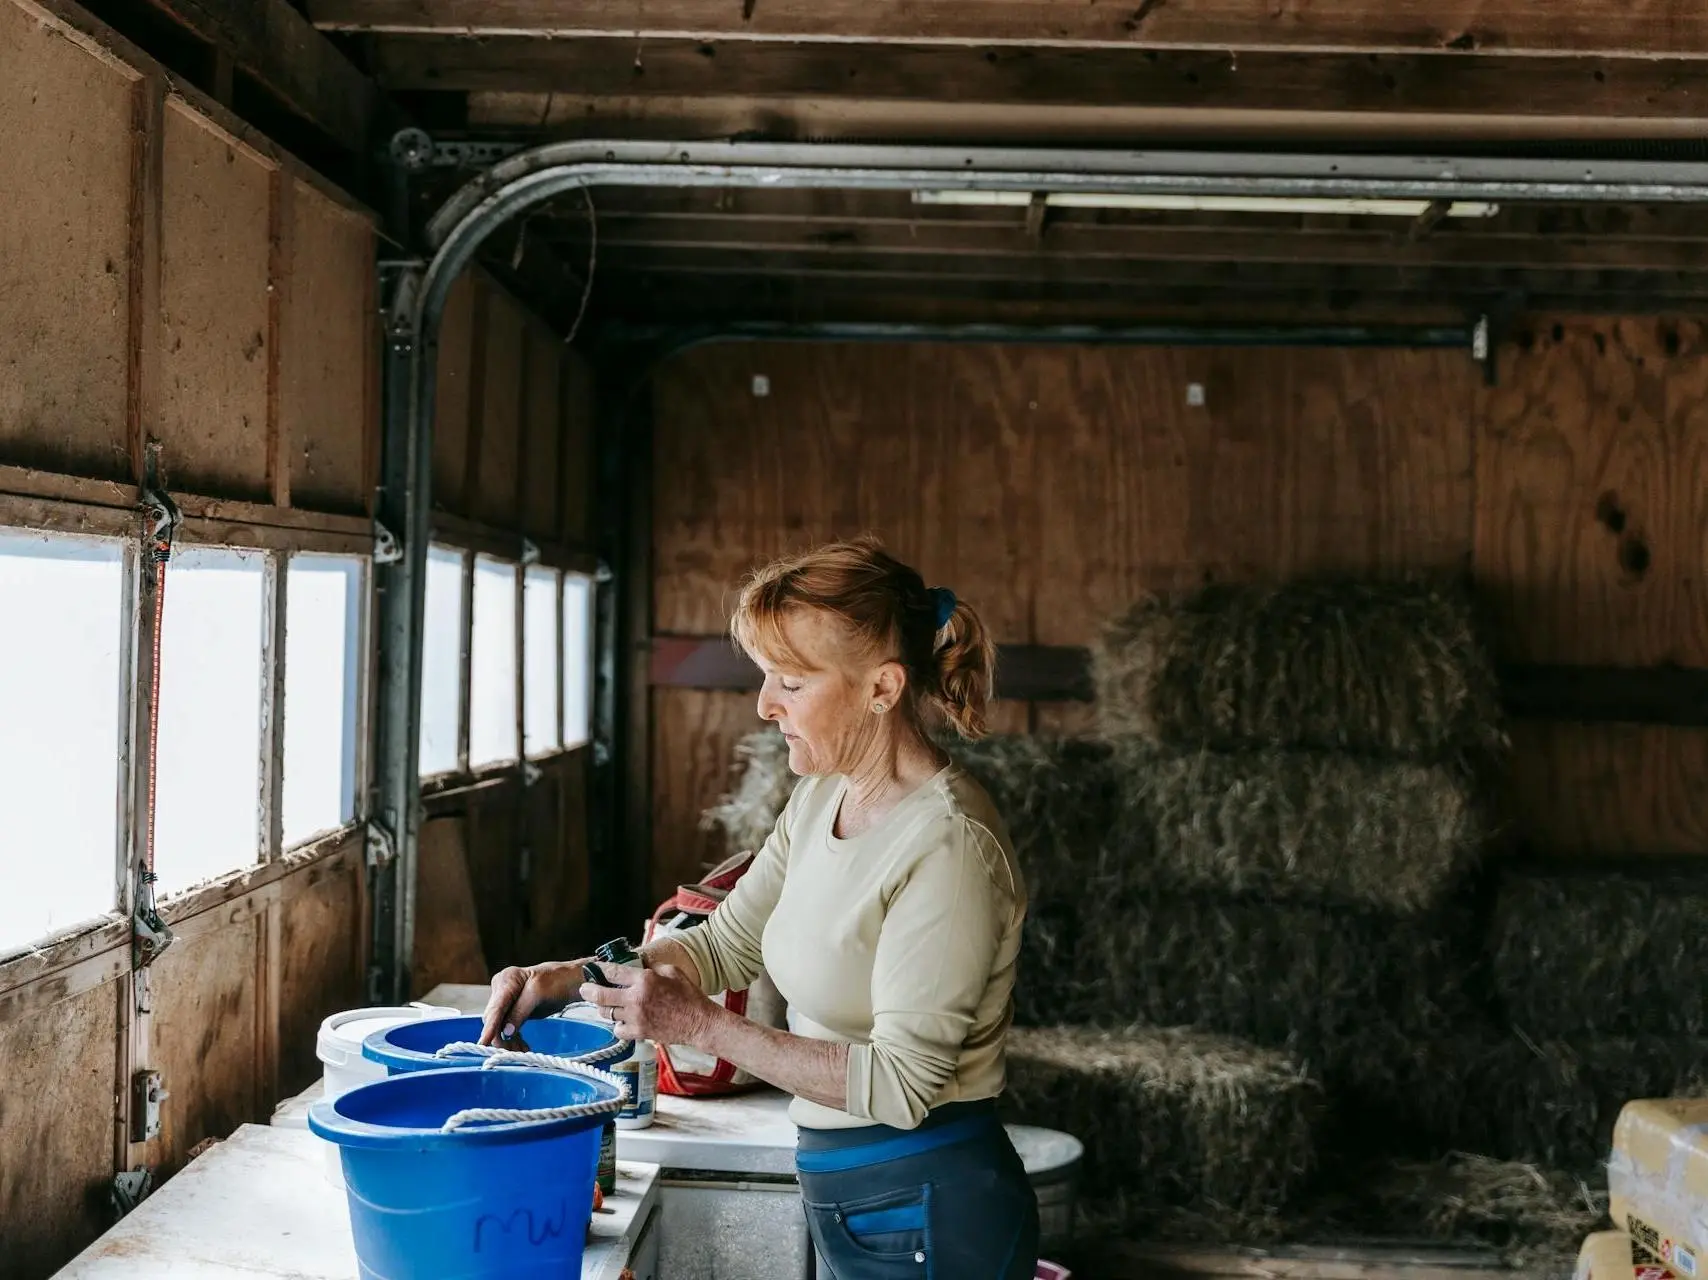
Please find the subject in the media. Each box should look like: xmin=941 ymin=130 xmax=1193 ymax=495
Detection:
xmin=523 ymin=566 xmax=561 ymax=757
xmin=563 ymin=572 xmax=595 ymax=750
xmin=283 ymin=555 xmax=364 ymax=848
xmin=155 ymin=546 xmax=266 ymax=894
xmin=419 ymin=545 xmax=465 ymax=776
xmin=0 ymin=531 xmax=125 ymax=954
xmin=469 ymin=556 xmax=518 ymax=768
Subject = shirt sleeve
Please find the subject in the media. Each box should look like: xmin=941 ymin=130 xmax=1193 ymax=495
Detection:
xmin=845 ymin=818 xmax=1014 ymax=1130
xmin=666 ymin=792 xmax=795 ymax=997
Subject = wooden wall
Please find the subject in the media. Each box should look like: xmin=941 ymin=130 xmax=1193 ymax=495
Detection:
xmin=422 ymin=268 xmax=600 ymax=977
xmin=647 ymin=323 xmax=1708 ymax=900
xmin=0 ymin=3 xmax=378 ymax=1273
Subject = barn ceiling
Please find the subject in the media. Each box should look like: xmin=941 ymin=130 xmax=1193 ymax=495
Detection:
xmin=113 ymin=1 xmax=1708 ymax=327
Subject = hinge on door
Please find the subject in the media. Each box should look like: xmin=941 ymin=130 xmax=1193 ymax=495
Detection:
xmin=366 ymin=821 xmax=398 ymax=869
xmin=111 ymin=1169 xmax=153 ymax=1219
xmin=373 ymin=520 xmax=403 ymax=565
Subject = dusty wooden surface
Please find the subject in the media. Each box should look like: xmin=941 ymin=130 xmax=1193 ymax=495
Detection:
xmin=276 ymin=851 xmax=364 ymax=1097
xmin=0 ymin=982 xmax=119 ymax=1277
xmin=151 ymin=917 xmax=263 ymax=1178
xmin=282 ymin=180 xmax=374 ymax=514
xmin=0 ymin=1 xmax=135 ymax=482
xmin=157 ymin=102 xmax=274 ymax=499
xmin=432 ymin=271 xmax=477 ymax=514
xmin=474 ymin=289 xmax=525 ymax=529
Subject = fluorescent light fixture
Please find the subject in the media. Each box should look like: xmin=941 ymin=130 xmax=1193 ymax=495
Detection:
xmin=911 ymin=190 xmax=1500 ymax=218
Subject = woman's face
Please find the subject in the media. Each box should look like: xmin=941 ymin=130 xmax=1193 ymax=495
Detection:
xmin=751 ymin=609 xmax=898 ymax=777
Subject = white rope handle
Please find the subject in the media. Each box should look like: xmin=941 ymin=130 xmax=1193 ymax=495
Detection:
xmin=432 ymin=1036 xmax=627 ymax=1066
xmin=439 ymin=1051 xmax=629 ymax=1133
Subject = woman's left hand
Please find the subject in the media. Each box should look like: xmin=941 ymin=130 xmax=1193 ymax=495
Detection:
xmin=580 ymin=963 xmax=718 ymax=1046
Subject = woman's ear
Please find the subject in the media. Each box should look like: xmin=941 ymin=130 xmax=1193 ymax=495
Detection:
xmin=870 ymin=661 xmax=907 ymax=712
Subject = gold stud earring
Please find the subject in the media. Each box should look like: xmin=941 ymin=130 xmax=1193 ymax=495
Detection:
xmin=873 ymin=702 xmax=886 ymax=714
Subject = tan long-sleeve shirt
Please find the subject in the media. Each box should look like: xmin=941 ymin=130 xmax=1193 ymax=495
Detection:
xmin=672 ymin=763 xmax=1026 ymax=1131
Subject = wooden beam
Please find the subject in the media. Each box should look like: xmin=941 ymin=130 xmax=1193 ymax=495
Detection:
xmin=465 ymin=89 xmax=1708 ymax=147
xmin=649 ymin=634 xmax=1708 ymax=726
xmin=310 ymin=1 xmax=1708 ymax=58
xmin=552 ymin=211 xmax=1708 ymax=274
xmin=584 ymin=245 xmax=1708 ymax=304
xmin=377 ymin=37 xmax=1708 ymax=130
xmin=136 ymin=0 xmax=377 ymax=149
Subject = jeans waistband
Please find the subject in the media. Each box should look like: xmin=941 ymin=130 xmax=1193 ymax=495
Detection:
xmin=795 ymin=1099 xmax=1001 ymax=1173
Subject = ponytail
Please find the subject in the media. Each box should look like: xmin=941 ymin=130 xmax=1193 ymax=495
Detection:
xmin=932 ymin=600 xmax=995 ymax=740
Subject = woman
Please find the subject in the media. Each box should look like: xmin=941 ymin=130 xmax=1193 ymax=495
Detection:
xmin=481 ymin=537 xmax=1040 ymax=1278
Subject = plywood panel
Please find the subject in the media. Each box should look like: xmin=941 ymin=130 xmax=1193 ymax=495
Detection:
xmin=465 ymin=786 xmax=521 ymax=970
xmin=474 ymin=290 xmax=524 ymax=527
xmin=0 ymin=980 xmax=118 ymax=1279
xmin=432 ymin=271 xmax=477 ymax=515
xmin=1507 ymin=721 xmax=1708 ymax=857
xmin=521 ymin=322 xmax=562 ymax=539
xmin=152 ymin=915 xmax=262 ymax=1173
xmin=651 ymin=343 xmax=1039 ymax=641
xmin=0 ymin=3 xmax=135 ymax=481
xmin=651 ymin=688 xmax=765 ymax=906
xmin=1032 ymin=346 xmax=1475 ymax=646
xmin=158 ymin=102 xmax=274 ymax=499
xmin=283 ymin=180 xmax=373 ymax=514
xmin=1475 ymin=319 xmax=1708 ymax=666
xmin=561 ymin=353 xmax=595 ymax=544
xmin=412 ymin=815 xmax=489 ymax=999
xmin=277 ymin=860 xmax=363 ymax=1096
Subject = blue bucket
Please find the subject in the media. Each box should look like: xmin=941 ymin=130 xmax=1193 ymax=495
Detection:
xmin=309 ymin=1065 xmax=622 ymax=1279
xmin=361 ymin=1014 xmax=622 ymax=1075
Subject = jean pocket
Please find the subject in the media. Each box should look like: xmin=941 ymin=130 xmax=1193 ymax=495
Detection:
xmin=804 ymin=1183 xmax=931 ymax=1275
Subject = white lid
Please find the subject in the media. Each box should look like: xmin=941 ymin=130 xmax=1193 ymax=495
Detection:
xmin=316 ymin=1003 xmax=458 ymax=1071
xmin=1005 ymin=1124 xmax=1084 ymax=1174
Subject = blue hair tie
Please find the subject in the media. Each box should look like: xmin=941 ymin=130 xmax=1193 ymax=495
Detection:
xmin=932 ymin=587 xmax=957 ymax=630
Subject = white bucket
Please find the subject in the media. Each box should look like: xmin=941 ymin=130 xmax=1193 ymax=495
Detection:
xmin=313 ymin=1002 xmax=459 ymax=1184
xmin=1007 ymin=1124 xmax=1084 ymax=1256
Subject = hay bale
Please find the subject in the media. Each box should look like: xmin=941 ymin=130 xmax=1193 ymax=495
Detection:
xmin=700 ymin=729 xmax=795 ymax=854
xmin=1318 ymin=1154 xmax=1609 ymax=1269
xmin=1322 ymin=1025 xmax=1708 ymax=1174
xmin=1112 ymin=742 xmax=1482 ymax=912
xmin=1068 ymin=892 xmax=1482 ymax=1054
xmin=1092 ymin=577 xmax=1506 ymax=764
xmin=1001 ymin=1024 xmax=1323 ymax=1219
xmin=1489 ymin=865 xmax=1708 ymax=1039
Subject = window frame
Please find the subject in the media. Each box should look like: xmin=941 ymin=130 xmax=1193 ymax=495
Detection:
xmin=0 ymin=479 xmax=375 ymax=978
xmin=419 ymin=531 xmax=600 ymax=799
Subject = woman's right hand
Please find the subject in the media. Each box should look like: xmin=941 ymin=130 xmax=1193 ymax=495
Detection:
xmin=478 ymin=960 xmax=587 ymax=1046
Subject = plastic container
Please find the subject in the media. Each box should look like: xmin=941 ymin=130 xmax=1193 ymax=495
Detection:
xmin=309 ymin=1065 xmax=623 ymax=1280
xmin=612 ymin=1037 xmax=657 ymax=1130
xmin=1007 ymin=1124 xmax=1084 ymax=1258
xmin=313 ymin=1003 xmax=458 ymax=1187
xmin=318 ymin=1003 xmax=460 ymax=1099
xmin=361 ymin=1014 xmax=621 ymax=1076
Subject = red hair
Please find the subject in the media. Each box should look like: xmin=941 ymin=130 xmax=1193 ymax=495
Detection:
xmin=731 ymin=536 xmax=995 ymax=739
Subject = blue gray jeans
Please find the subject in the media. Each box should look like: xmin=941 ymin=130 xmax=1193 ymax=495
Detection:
xmin=797 ymin=1101 xmax=1040 ymax=1280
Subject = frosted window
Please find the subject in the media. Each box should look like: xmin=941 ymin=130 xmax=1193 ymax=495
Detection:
xmin=523 ymin=566 xmax=561 ymax=757
xmin=469 ymin=556 xmax=519 ymax=768
xmin=419 ymin=545 xmax=465 ymax=776
xmin=563 ymin=572 xmax=595 ymax=750
xmin=283 ymin=555 xmax=364 ymax=848
xmin=154 ymin=546 xmax=266 ymax=894
xmin=0 ymin=532 xmax=126 ymax=955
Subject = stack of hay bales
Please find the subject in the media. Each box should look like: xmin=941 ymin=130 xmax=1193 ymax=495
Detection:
xmin=1087 ymin=580 xmax=1498 ymax=1083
